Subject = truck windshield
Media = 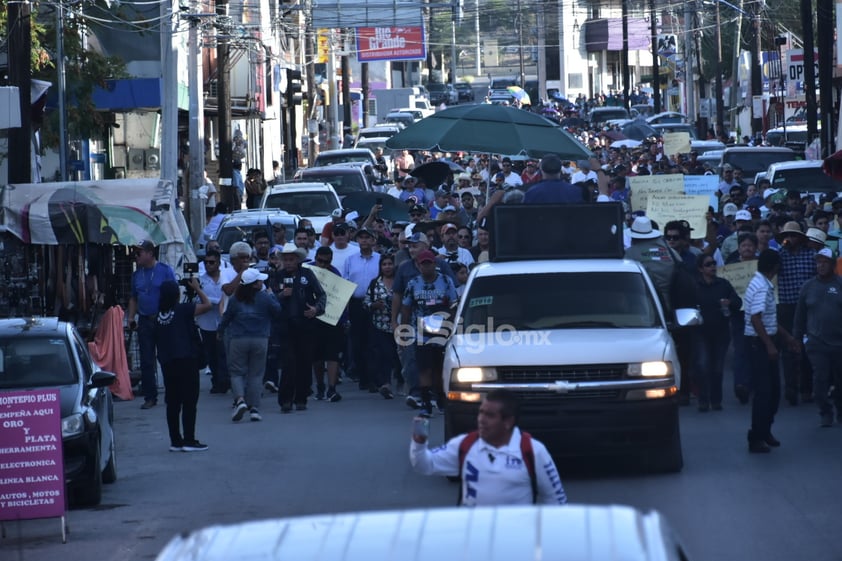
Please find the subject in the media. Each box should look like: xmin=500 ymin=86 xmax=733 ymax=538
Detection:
xmin=460 ymin=272 xmax=660 ymax=331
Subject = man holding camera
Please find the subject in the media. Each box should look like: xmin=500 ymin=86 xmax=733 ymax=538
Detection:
xmin=437 ymin=223 xmax=474 ymax=267
xmin=127 ymin=240 xmax=177 ymax=409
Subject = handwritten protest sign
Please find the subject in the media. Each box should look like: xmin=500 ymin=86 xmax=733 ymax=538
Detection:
xmin=718 ymin=261 xmax=757 ymax=309
xmin=646 ymin=193 xmax=710 ymax=234
xmin=662 ymin=132 xmax=691 ymax=156
xmin=683 ymin=174 xmax=720 ymax=211
xmin=0 ymin=390 xmax=65 ymax=522
xmin=303 ymin=264 xmax=356 ymax=326
xmin=630 ymin=174 xmax=684 ymax=212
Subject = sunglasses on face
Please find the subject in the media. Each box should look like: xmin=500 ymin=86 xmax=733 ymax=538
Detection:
xmin=316 ymin=259 xmax=331 ymax=265
xmin=664 ymin=235 xmax=681 ymax=241
xmin=204 ymin=260 xmax=219 ymax=265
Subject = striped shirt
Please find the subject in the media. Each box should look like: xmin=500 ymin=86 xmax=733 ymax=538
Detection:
xmin=744 ymin=271 xmax=777 ymax=336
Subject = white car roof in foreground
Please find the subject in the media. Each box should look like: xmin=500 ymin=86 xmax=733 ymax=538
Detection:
xmin=155 ymin=505 xmax=684 ymax=561
xmin=471 ymin=259 xmax=645 ymax=279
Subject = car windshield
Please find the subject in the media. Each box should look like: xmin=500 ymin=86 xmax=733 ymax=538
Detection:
xmin=301 ymin=172 xmax=366 ymax=196
xmin=772 ymin=166 xmax=842 ymax=193
xmin=427 ymin=84 xmax=446 ymax=92
xmin=460 ymin=272 xmax=660 ymax=332
xmin=591 ymin=109 xmax=629 ymax=122
xmin=264 ymin=192 xmax=336 ymax=216
xmin=314 ymin=153 xmax=371 ymax=166
xmin=0 ymin=336 xmax=75 ymax=388
xmin=724 ymin=151 xmax=797 ymax=176
xmin=216 ymin=224 xmax=292 ymax=253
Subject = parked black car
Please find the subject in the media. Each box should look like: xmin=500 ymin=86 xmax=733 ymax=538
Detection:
xmin=0 ymin=317 xmax=117 ymax=506
xmin=455 ymin=82 xmax=475 ymax=102
xmin=427 ymin=82 xmax=459 ymax=105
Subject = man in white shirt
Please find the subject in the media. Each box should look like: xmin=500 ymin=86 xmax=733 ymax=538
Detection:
xmin=570 ymin=159 xmax=598 ymax=184
xmin=437 ymin=223 xmax=475 ymax=267
xmin=329 ymin=223 xmax=358 ymax=273
xmin=410 ymin=389 xmax=567 ymax=506
xmin=500 ymin=158 xmax=523 ymax=187
xmin=198 ymin=248 xmax=237 ymax=394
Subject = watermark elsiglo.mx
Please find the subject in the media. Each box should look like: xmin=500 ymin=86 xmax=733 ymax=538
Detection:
xmin=393 ymin=317 xmax=551 ymax=354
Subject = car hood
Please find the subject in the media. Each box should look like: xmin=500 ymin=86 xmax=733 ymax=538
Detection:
xmin=305 ymin=216 xmax=331 ymax=235
xmin=0 ymin=382 xmax=82 ymax=418
xmin=448 ymin=328 xmax=673 ymax=367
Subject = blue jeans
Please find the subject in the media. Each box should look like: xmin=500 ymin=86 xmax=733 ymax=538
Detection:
xmin=370 ymin=328 xmax=400 ymax=388
xmin=138 ymin=315 xmax=158 ymax=401
xmin=804 ymin=341 xmax=842 ymax=418
xmin=398 ymin=342 xmax=418 ymax=397
xmin=695 ymin=330 xmax=730 ymax=406
xmin=200 ymin=328 xmax=228 ymax=391
xmin=748 ymin=336 xmax=781 ymax=440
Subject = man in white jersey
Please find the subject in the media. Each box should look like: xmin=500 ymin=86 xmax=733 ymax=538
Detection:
xmin=409 ymin=389 xmax=567 ymax=506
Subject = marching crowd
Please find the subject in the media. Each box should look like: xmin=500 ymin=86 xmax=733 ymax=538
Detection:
xmin=131 ymin=135 xmax=842 ymax=458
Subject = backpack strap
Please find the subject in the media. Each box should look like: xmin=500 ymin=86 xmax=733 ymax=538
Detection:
xmin=520 ymin=431 xmax=538 ymax=504
xmin=457 ymin=431 xmax=480 ymax=506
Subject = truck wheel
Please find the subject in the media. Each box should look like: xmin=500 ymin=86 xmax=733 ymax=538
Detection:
xmin=74 ymin=440 xmax=103 ymax=507
xmin=651 ymin=422 xmax=683 ymax=473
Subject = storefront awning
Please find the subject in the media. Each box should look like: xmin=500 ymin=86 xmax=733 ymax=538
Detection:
xmin=92 ymin=78 xmax=189 ymax=112
xmin=584 ymin=18 xmax=651 ymax=52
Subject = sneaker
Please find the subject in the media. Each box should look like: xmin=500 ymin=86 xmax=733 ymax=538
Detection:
xmin=182 ymin=440 xmax=209 ymax=452
xmin=249 ymin=409 xmax=262 ymax=422
xmin=141 ymin=399 xmax=157 ymax=410
xmin=231 ymin=399 xmax=248 ymax=422
xmin=169 ymin=444 xmax=183 ymax=452
xmin=749 ymin=440 xmax=771 ymax=453
xmin=314 ymin=387 xmax=326 ymax=401
xmin=405 ymin=395 xmax=424 ymax=409
xmin=295 ymin=402 xmax=307 ymax=411
xmin=281 ymin=402 xmax=293 ymax=413
xmin=264 ymin=380 xmax=278 ymax=393
xmin=379 ymin=386 xmax=394 ymax=400
xmin=327 ymin=389 xmax=342 ymax=403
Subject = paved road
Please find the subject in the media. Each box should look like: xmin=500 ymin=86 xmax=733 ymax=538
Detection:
xmin=3 ymin=374 xmax=842 ymax=561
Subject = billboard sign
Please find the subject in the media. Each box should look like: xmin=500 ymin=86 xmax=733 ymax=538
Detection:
xmin=356 ymin=26 xmax=426 ymax=62
xmin=0 ymin=390 xmax=66 ymax=521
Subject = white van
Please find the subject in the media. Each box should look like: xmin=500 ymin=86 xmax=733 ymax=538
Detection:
xmin=766 ymin=160 xmax=842 ymax=195
xmin=155 ymin=505 xmax=693 ymax=561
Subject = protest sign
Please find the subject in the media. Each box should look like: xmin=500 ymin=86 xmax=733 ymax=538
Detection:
xmin=717 ymin=261 xmax=757 ymax=308
xmin=662 ymin=132 xmax=692 ymax=156
xmin=683 ymin=174 xmax=720 ymax=211
xmin=0 ymin=390 xmax=66 ymax=522
xmin=303 ymin=264 xmax=356 ymax=326
xmin=630 ymin=174 xmax=684 ymax=212
xmin=647 ymin=193 xmax=710 ymax=234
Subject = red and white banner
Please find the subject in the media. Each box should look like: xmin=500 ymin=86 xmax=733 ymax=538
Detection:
xmin=356 ymin=26 xmax=426 ymax=62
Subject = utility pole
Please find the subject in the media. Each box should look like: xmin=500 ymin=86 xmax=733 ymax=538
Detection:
xmin=650 ymin=0 xmax=661 ymax=113
xmin=216 ymin=0 xmax=234 ymax=209
xmin=816 ymin=0 xmax=834 ymax=156
xmin=516 ymin=0 xmax=525 ymax=87
xmin=7 ymin=0 xmax=32 ymax=184
xmin=161 ymin=0 xmax=178 ymax=192
xmin=474 ymin=0 xmax=481 ymax=75
xmin=56 ymin=2 xmax=68 ymax=181
xmin=799 ymin=0 xmax=818 ymax=145
xmin=683 ymin=0 xmax=695 ymax=128
xmin=327 ymin=29 xmax=340 ymax=149
xmin=341 ymin=31 xmax=352 ymax=145
xmin=714 ymin=1 xmax=725 ymax=136
xmin=361 ymin=63 xmax=369 ymax=128
xmin=304 ymin=0 xmax=318 ymax=163
xmin=749 ymin=4 xmax=763 ymax=136
xmin=187 ymin=6 xmax=206 ymax=244
xmin=621 ymin=0 xmax=630 ymax=111
xmin=536 ymin=0 xmax=546 ymax=103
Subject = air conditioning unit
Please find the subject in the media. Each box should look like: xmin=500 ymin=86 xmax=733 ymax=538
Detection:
xmin=145 ymin=148 xmax=160 ymax=171
xmin=128 ymin=148 xmax=145 ymax=171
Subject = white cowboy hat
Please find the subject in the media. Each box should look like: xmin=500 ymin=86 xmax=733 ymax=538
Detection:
xmin=628 ymin=216 xmax=661 ymax=239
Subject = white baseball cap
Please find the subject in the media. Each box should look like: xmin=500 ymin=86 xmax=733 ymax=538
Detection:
xmin=734 ymin=210 xmax=752 ymax=221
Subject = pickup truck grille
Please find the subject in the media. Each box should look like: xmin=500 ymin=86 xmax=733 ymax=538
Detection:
xmin=497 ymin=364 xmax=627 ymax=383
xmin=517 ymin=389 xmax=621 ymax=401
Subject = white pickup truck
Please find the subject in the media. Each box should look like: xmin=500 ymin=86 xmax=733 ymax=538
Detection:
xmin=440 ymin=204 xmax=700 ymax=472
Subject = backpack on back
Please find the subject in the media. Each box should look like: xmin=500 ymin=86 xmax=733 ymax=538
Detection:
xmin=456 ymin=430 xmax=537 ymax=505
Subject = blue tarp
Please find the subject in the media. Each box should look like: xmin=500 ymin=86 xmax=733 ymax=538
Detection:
xmin=92 ymin=78 xmax=161 ymax=111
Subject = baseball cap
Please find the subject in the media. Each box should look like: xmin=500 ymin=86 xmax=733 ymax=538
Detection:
xmin=816 ymin=248 xmax=834 ymax=260
xmin=494 ymin=172 xmax=506 ymax=181
xmin=416 ymin=249 xmax=437 ymax=263
xmin=407 ymin=232 xmax=429 ymax=244
xmin=435 ymin=187 xmax=449 ymax=197
xmin=354 ymin=227 xmax=375 ymax=238
xmin=331 ymin=208 xmax=344 ymax=219
xmin=241 ymin=268 xmax=269 ymax=285
xmin=134 ymin=240 xmax=155 ymax=252
xmin=722 ymin=203 xmax=738 ymax=217
xmin=734 ymin=210 xmax=752 ymax=221
xmin=440 ymin=223 xmax=458 ymax=236
xmin=409 ymin=203 xmax=426 ymax=214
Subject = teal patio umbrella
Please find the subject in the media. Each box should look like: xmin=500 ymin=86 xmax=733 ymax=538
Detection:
xmin=385 ymin=104 xmax=592 ymax=160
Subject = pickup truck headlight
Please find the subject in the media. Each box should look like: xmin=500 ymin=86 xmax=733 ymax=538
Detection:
xmin=62 ymin=414 xmax=83 ymax=437
xmin=453 ymin=367 xmax=498 ymax=383
xmin=627 ymin=361 xmax=672 ymax=377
